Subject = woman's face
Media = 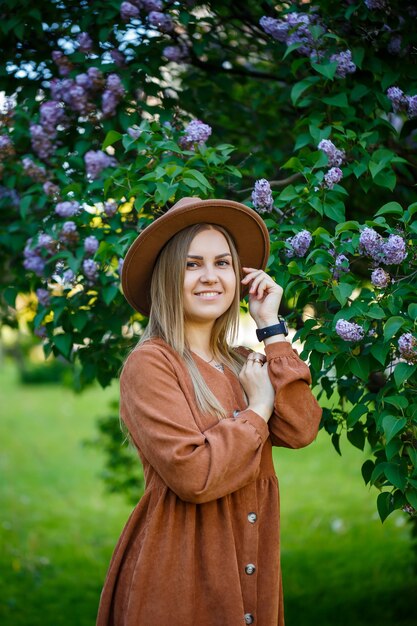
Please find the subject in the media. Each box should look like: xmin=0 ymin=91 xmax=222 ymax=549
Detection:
xmin=183 ymin=228 xmax=236 ymax=325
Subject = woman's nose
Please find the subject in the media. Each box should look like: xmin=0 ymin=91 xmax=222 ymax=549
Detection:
xmin=200 ymin=264 xmax=218 ymax=283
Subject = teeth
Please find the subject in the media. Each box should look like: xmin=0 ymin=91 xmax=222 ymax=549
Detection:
xmin=196 ymin=292 xmax=220 ymax=297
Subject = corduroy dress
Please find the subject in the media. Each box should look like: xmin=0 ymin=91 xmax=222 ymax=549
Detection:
xmin=96 ymin=338 xmax=322 ymax=626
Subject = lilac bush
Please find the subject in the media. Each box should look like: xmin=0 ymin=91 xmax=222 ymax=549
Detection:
xmin=251 ymin=179 xmax=273 ymax=212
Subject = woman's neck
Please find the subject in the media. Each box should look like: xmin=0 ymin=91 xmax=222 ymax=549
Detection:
xmin=185 ymin=322 xmax=214 ymax=359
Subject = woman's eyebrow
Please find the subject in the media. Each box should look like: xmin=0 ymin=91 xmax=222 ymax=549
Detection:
xmin=187 ymin=253 xmax=232 ymax=260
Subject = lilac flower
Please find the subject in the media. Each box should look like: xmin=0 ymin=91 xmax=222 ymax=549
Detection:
xmin=398 ymin=333 xmax=417 ymax=364
xmin=318 ymin=139 xmax=345 ymax=167
xmin=22 ymin=157 xmax=47 ymax=182
xmin=330 ymin=50 xmax=356 ymax=78
xmin=0 ymin=134 xmax=14 ymax=158
xmin=387 ymin=35 xmax=402 ymax=55
xmin=51 ymin=50 xmax=72 ymax=76
xmin=59 ymin=221 xmax=78 ymax=244
xmin=84 ymin=150 xmax=117 ymax=180
xmin=371 ymin=267 xmax=390 ymax=288
xmin=365 ymin=0 xmax=387 ymax=8
xmin=381 ymin=234 xmax=407 ymax=265
xmin=387 ymin=87 xmax=408 ymax=113
xmin=359 ymin=227 xmax=383 ymax=261
xmin=142 ymin=0 xmax=163 ymax=11
xmin=67 ymin=84 xmax=90 ymax=114
xmin=36 ymin=288 xmax=50 ymax=307
xmin=324 ymin=167 xmax=343 ymax=189
xmin=259 ymin=16 xmax=289 ymax=43
xmin=34 ymin=325 xmax=47 ymax=339
xmin=252 ymin=179 xmax=273 ymax=212
xmin=110 ymin=49 xmax=126 ymax=67
xmin=77 ymin=32 xmax=93 ymax=53
xmin=30 ymin=124 xmax=55 ymax=160
xmin=407 ymin=95 xmax=417 ymax=119
xmin=335 ymin=319 xmax=365 ymax=342
xmin=75 ymin=73 xmax=92 ymax=90
xmin=38 ymin=233 xmax=56 ymax=252
xmin=83 ymin=258 xmax=99 ymax=282
xmin=163 ymin=45 xmax=187 ymax=62
xmin=103 ymin=200 xmax=118 ymax=217
xmin=40 ymin=101 xmax=65 ymax=133
xmin=333 ymin=254 xmax=349 ymax=280
xmin=23 ymin=242 xmax=45 ymax=276
xmin=0 ymin=186 xmax=19 ymax=207
xmin=55 ymin=200 xmax=80 ymax=218
xmin=43 ymin=181 xmax=60 ymax=198
xmin=286 ymin=230 xmax=312 ymax=258
xmin=87 ymin=67 xmax=105 ymax=90
xmin=148 ymin=11 xmax=174 ymax=33
xmin=120 ymin=1 xmax=140 ymax=20
xmin=181 ymin=120 xmax=212 ymax=148
xmin=127 ymin=127 xmax=141 ymax=140
xmin=84 ymin=236 xmax=99 ymax=255
xmin=102 ymin=74 xmax=125 ymax=117
xmin=63 ymin=269 xmax=75 ymax=284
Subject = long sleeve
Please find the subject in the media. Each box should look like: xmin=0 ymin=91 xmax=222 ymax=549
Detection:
xmin=264 ymin=341 xmax=322 ymax=449
xmin=120 ymin=344 xmax=270 ymax=504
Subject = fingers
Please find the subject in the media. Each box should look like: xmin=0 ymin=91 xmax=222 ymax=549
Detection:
xmin=241 ymin=267 xmax=281 ymax=300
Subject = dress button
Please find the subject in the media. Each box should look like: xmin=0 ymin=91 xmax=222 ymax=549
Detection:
xmin=244 ymin=613 xmax=254 ymax=624
xmin=247 ymin=512 xmax=257 ymax=523
xmin=233 ymin=410 xmax=240 ymax=418
xmin=245 ymin=563 xmax=256 ymax=575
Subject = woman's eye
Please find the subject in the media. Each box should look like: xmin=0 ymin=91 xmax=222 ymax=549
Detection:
xmin=186 ymin=261 xmax=199 ymax=268
xmin=217 ymin=260 xmax=230 ymax=266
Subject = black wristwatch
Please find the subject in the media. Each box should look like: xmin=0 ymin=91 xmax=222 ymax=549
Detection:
xmin=256 ymin=317 xmax=289 ymax=341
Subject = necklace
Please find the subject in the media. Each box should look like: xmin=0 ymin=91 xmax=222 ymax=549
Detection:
xmin=195 ymin=353 xmax=225 ymax=372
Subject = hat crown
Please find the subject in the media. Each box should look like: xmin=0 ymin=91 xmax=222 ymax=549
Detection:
xmin=170 ymin=196 xmax=202 ymax=211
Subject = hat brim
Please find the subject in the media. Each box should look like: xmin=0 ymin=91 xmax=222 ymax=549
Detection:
xmin=121 ymin=198 xmax=270 ymax=316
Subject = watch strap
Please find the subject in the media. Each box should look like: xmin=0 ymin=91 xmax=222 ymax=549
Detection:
xmin=256 ymin=320 xmax=288 ymax=341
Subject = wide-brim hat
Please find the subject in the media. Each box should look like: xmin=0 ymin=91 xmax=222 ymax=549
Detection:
xmin=121 ymin=196 xmax=270 ymax=316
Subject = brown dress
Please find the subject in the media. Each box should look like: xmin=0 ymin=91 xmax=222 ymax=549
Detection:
xmin=96 ymin=338 xmax=322 ymax=626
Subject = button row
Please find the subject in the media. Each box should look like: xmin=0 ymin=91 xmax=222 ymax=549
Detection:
xmin=247 ymin=512 xmax=257 ymax=523
xmin=244 ymin=613 xmax=254 ymax=624
xmin=245 ymin=563 xmax=256 ymax=575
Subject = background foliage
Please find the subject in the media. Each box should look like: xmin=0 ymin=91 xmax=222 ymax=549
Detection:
xmin=1 ymin=0 xmax=417 ymax=521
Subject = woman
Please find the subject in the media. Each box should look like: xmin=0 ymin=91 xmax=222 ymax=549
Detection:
xmin=97 ymin=196 xmax=322 ymax=626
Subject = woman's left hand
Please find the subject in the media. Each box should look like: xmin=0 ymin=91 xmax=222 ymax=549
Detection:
xmin=241 ymin=267 xmax=283 ymax=325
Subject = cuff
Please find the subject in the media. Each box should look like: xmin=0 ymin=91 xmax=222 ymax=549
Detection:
xmin=237 ymin=409 xmax=269 ymax=444
xmin=265 ymin=340 xmax=297 ymax=360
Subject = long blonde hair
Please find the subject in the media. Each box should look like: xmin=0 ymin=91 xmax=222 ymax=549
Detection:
xmin=139 ymin=223 xmax=245 ymax=419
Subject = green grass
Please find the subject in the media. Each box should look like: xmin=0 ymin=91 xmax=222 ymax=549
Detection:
xmin=0 ymin=358 xmax=415 ymax=626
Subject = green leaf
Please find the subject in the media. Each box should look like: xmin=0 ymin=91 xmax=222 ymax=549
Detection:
xmin=71 ymin=311 xmax=89 ymax=331
xmin=350 ymin=357 xmax=370 ymax=381
xmin=347 ymin=403 xmax=368 ymax=428
xmin=370 ymin=342 xmax=391 ymax=366
xmin=374 ymin=170 xmax=396 ymax=191
xmin=408 ymin=303 xmax=417 ymax=320
xmin=394 ymin=362 xmax=417 ymax=388
xmin=377 ymin=491 xmax=393 ymax=523
xmin=3 ymin=286 xmax=18 ymax=307
xmin=102 ymin=284 xmax=120 ymax=306
xmin=332 ymin=282 xmax=354 ymax=306
xmin=102 ymin=130 xmax=123 ymax=150
xmin=331 ymin=433 xmax=341 ymax=456
xmin=384 ymin=463 xmax=407 ymax=490
xmin=383 ymin=316 xmax=405 ymax=341
xmin=54 ymin=334 xmax=72 ymax=359
xmin=311 ymin=61 xmax=339 ymax=80
xmin=382 ymin=414 xmax=407 ymax=444
xmin=405 ymin=490 xmax=417 ymax=510
xmin=375 ymin=201 xmax=403 ymax=217
xmin=361 ymin=459 xmax=374 ymax=485
xmin=323 ymin=200 xmax=345 ymax=222
xmin=290 ymin=78 xmax=319 ymax=105
xmin=322 ymin=93 xmax=349 ymax=108
xmin=335 ymin=220 xmax=360 ymax=234
xmin=366 ymin=303 xmax=385 ymax=319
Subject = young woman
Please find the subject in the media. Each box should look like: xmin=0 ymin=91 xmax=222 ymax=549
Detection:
xmin=97 ymin=197 xmax=322 ymax=626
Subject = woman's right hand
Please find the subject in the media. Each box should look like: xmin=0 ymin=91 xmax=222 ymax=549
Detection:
xmin=239 ymin=354 xmax=275 ymax=423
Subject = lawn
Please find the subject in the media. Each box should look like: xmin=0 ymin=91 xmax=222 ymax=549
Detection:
xmin=0 ymin=357 xmax=415 ymax=626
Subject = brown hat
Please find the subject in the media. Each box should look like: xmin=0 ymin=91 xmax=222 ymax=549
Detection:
xmin=121 ymin=197 xmax=270 ymax=315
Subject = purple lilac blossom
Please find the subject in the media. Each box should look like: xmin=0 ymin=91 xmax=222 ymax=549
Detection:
xmin=259 ymin=12 xmax=316 ymax=55
xmin=77 ymin=32 xmax=93 ymax=53
xmin=148 ymin=11 xmax=174 ymax=32
xmin=59 ymin=221 xmax=78 ymax=244
xmin=127 ymin=127 xmax=141 ymax=140
xmin=84 ymin=150 xmax=117 ymax=180
xmin=23 ymin=241 xmax=45 ymax=276
xmin=102 ymin=74 xmax=125 ymax=117
xmin=371 ymin=267 xmax=390 ymax=288
xmin=36 ymin=288 xmax=50 ymax=307
xmin=51 ymin=51 xmax=72 ymax=76
xmin=163 ymin=45 xmax=187 ymax=62
xmin=387 ymin=87 xmax=408 ymax=113
xmin=382 ymin=234 xmax=407 ymax=265
xmin=333 ymin=254 xmax=349 ymax=280
xmin=0 ymin=134 xmax=14 ymax=158
xmin=55 ymin=200 xmax=80 ymax=218
xmin=181 ymin=120 xmax=212 ymax=148
xmin=286 ymin=230 xmax=312 ymax=258
xmin=63 ymin=269 xmax=75 ymax=284
xmin=398 ymin=333 xmax=417 ymax=364
xmin=84 ymin=236 xmax=99 ymax=255
xmin=324 ymin=167 xmax=343 ymax=189
xmin=22 ymin=157 xmax=47 ymax=182
xmin=110 ymin=49 xmax=126 ymax=66
xmin=407 ymin=95 xmax=417 ymax=119
xmin=34 ymin=325 xmax=47 ymax=339
xmin=43 ymin=181 xmax=60 ymax=198
xmin=259 ymin=16 xmax=289 ymax=42
xmin=87 ymin=67 xmax=105 ymax=90
xmin=317 ymin=139 xmax=345 ymax=167
xmin=387 ymin=35 xmax=402 ymax=55
xmin=335 ymin=319 xmax=365 ymax=342
xmin=40 ymin=101 xmax=65 ymax=133
xmin=120 ymin=1 xmax=140 ymax=20
xmin=330 ymin=50 xmax=356 ymax=78
xmin=0 ymin=186 xmax=19 ymax=207
xmin=359 ymin=227 xmax=383 ymax=261
xmin=38 ymin=233 xmax=56 ymax=251
xmin=103 ymin=200 xmax=118 ymax=217
xmin=365 ymin=0 xmax=387 ymax=8
xmin=251 ymin=179 xmax=273 ymax=212
xmin=30 ymin=125 xmax=55 ymax=160
xmin=83 ymin=259 xmax=99 ymax=282
xmin=142 ymin=0 xmax=163 ymax=10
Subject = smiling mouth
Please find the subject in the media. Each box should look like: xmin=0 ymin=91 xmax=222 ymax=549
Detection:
xmin=195 ymin=291 xmax=222 ymax=298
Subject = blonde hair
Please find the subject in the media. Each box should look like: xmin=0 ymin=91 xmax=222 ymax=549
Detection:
xmin=139 ymin=223 xmax=245 ymax=419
